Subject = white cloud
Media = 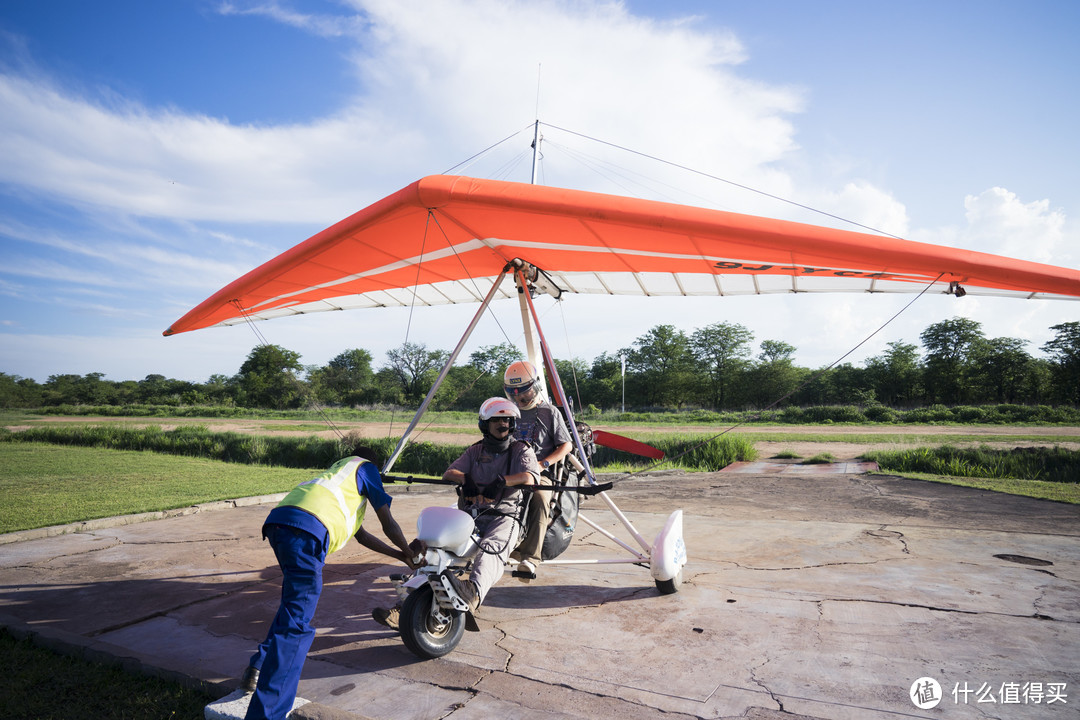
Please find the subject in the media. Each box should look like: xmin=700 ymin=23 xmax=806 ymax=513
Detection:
xmin=217 ymin=1 xmax=366 ymax=37
xmin=962 ymin=187 xmax=1069 ymax=264
xmin=0 ymin=0 xmax=806 ymax=228
xmin=809 ymin=181 xmax=910 ymax=237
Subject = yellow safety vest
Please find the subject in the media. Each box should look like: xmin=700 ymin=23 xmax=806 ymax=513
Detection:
xmin=277 ymin=456 xmax=370 ymax=554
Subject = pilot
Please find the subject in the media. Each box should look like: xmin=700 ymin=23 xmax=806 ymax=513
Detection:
xmin=502 ymin=361 xmax=573 ymax=579
xmin=441 ymin=397 xmax=540 ymax=610
xmin=370 ymin=398 xmax=540 ymax=630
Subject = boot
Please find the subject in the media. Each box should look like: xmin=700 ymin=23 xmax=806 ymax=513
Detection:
xmin=442 ymin=570 xmax=480 ymax=612
xmin=240 ymin=666 xmax=259 ymax=693
xmin=372 ymin=604 xmax=400 ymax=630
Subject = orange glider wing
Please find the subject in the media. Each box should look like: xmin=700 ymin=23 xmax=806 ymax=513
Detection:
xmin=165 ymin=175 xmax=1080 ymax=335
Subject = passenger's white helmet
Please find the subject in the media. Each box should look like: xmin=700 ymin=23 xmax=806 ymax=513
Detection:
xmin=503 ymin=360 xmax=542 ymax=410
xmin=478 ymin=397 xmax=520 ymax=433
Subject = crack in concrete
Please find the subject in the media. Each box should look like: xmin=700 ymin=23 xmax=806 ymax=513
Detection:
xmin=870 ymin=525 xmax=910 ymax=554
xmin=477 ymin=659 xmax=714 ymax=718
xmin=7 ymin=539 xmax=124 ymax=566
xmin=86 ymin=580 xmax=258 ymax=638
xmin=749 ymin=657 xmax=785 ymax=713
xmin=13 ymin=533 xmax=241 ymax=568
xmin=823 ymin=597 xmax=1069 ymax=623
xmin=813 ymin=600 xmax=825 ymax=646
xmin=727 ymin=557 xmax=909 ymax=572
xmin=483 ymin=596 xmax=719 ymax=718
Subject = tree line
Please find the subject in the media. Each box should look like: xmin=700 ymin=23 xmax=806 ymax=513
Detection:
xmin=2 ymin=318 xmax=1077 ymax=412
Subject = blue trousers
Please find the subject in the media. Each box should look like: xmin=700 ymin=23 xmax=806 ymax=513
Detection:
xmin=245 ymin=524 xmax=326 ymax=720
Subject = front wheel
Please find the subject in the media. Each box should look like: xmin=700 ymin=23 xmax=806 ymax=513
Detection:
xmin=399 ymin=583 xmax=465 ymax=659
xmin=655 ymin=568 xmax=682 ymax=595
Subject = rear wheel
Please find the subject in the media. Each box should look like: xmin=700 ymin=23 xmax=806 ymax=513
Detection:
xmin=399 ymin=583 xmax=465 ymax=659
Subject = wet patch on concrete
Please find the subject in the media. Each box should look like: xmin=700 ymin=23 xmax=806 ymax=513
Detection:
xmin=994 ymin=553 xmax=1053 ymax=566
xmin=722 ymin=461 xmax=880 ymax=474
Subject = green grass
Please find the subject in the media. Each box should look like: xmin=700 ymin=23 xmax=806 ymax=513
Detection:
xmin=0 ymin=628 xmax=216 ymax=720
xmin=0 ymin=442 xmax=320 ymax=534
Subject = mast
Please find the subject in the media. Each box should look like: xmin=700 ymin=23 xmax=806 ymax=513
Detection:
xmin=530 ymin=119 xmax=541 ymax=185
xmin=521 ymin=119 xmax=548 ymax=395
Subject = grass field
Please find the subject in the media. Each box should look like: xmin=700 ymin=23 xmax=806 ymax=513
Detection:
xmin=0 ymin=443 xmax=318 ymax=534
xmin=2 ymin=429 xmax=1077 ymax=536
xmin=0 ymin=628 xmax=216 ymax=720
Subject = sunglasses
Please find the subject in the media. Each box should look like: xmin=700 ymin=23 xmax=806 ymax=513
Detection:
xmin=504 ymin=383 xmax=537 ymax=398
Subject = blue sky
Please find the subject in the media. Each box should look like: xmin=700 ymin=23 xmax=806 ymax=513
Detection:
xmin=1 ymin=0 xmax=1077 ymax=385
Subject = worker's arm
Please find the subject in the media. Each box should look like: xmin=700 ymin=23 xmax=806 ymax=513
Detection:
xmin=354 ymin=504 xmax=422 ymax=567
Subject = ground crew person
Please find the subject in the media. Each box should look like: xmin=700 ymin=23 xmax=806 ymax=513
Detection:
xmin=242 ymin=450 xmax=420 ymax=720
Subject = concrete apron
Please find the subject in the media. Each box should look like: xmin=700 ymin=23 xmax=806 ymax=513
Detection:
xmin=1 ymin=471 xmax=1076 ymax=720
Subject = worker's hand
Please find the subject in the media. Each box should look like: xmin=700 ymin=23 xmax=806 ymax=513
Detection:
xmin=407 ymin=538 xmax=426 ymax=568
xmin=461 ymin=473 xmax=479 ymax=499
xmin=482 ymin=474 xmax=506 ymax=500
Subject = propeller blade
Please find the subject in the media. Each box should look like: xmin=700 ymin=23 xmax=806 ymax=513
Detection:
xmin=592 ymin=430 xmax=665 ymax=460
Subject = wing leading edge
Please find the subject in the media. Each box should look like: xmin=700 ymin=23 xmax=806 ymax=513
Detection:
xmin=164 ymin=175 xmax=1080 ymax=336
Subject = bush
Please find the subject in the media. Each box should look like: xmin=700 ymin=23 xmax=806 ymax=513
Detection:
xmin=0 ymin=424 xmax=468 ymax=477
xmin=863 ymin=405 xmax=898 ymax=423
xmin=589 ymin=433 xmax=757 ymax=471
xmin=865 ymin=444 xmax=1080 ymax=484
xmin=799 ymin=406 xmax=867 ymax=424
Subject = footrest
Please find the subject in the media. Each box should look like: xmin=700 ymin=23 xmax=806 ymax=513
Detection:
xmin=434 ymin=572 xmax=471 ymax=612
xmin=511 ymin=569 xmax=536 ymax=580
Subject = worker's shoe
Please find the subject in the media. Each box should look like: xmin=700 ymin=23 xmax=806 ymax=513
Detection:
xmin=442 ymin=570 xmax=480 ymax=612
xmin=240 ymin=666 xmax=259 ymax=693
xmin=372 ymin=605 xmax=400 ymax=630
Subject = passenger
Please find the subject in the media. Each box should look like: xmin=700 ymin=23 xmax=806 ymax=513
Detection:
xmin=441 ymin=397 xmax=540 ymax=610
xmin=242 ymin=450 xmax=421 ymax=720
xmin=502 ymin=361 xmax=573 ymax=579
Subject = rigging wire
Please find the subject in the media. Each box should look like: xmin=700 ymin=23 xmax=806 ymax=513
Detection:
xmin=388 ymin=212 xmax=433 ymax=440
xmin=544 ymin=138 xmax=731 ymax=212
xmin=541 ymin=121 xmax=906 ymax=241
xmin=403 ymin=214 xmax=432 ymax=344
xmin=441 ymin=124 xmax=534 ymax=175
xmin=542 ymin=139 xmax=674 ymax=205
xmin=426 ymin=212 xmax=518 ymax=349
xmin=231 ymin=300 xmax=347 ymax=441
xmin=603 ymin=272 xmax=947 ymax=485
xmin=558 ymin=301 xmax=585 ymax=415
xmin=489 ymin=149 xmax=534 ymax=182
